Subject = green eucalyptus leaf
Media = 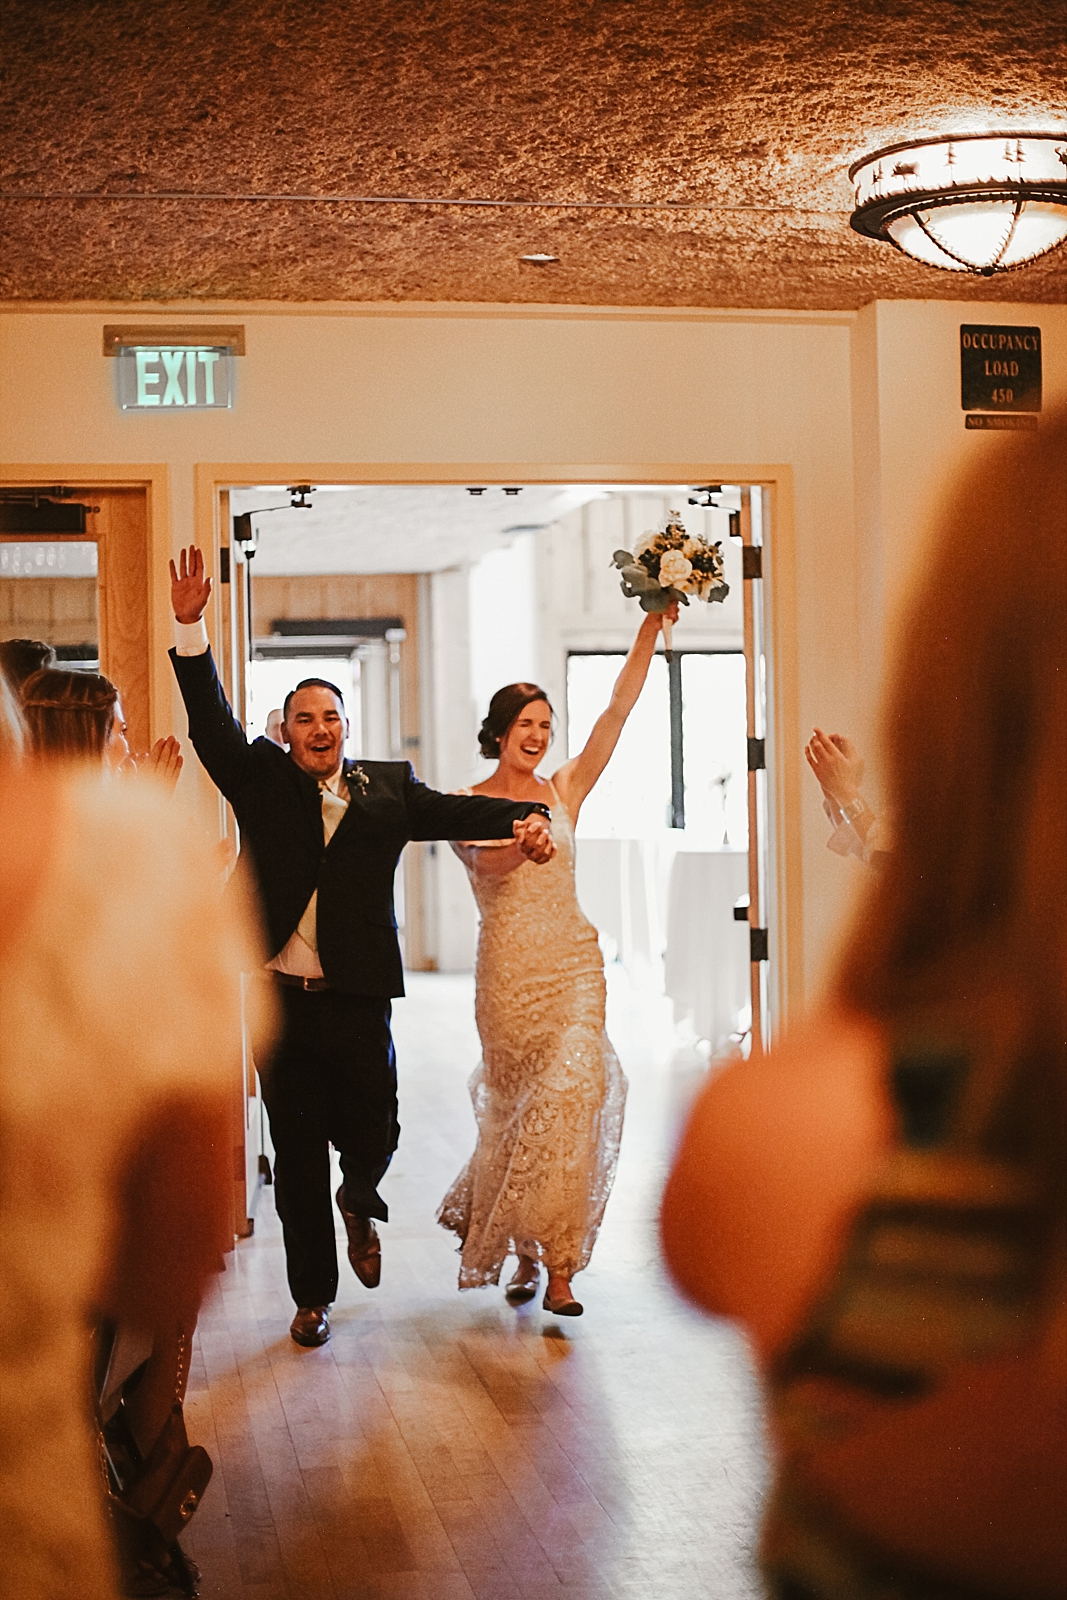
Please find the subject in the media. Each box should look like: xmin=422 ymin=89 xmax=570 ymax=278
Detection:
xmin=619 ymin=562 xmax=653 ymax=584
xmin=611 ymin=549 xmax=633 ymax=568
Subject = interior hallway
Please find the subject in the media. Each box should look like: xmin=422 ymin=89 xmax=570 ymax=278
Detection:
xmin=183 ymin=969 xmax=768 ymax=1599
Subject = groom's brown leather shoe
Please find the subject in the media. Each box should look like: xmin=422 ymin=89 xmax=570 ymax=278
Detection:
xmin=336 ymin=1187 xmax=382 ymax=1287
xmin=290 ymin=1305 xmax=330 ymax=1346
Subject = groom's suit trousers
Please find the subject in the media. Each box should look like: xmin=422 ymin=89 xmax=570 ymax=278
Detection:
xmin=260 ymin=983 xmax=398 ymax=1310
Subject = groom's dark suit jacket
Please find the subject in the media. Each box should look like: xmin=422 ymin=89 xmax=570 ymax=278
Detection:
xmin=170 ymin=647 xmax=548 ymax=998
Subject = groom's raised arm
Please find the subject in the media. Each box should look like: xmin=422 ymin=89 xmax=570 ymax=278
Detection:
xmin=167 ymin=545 xmax=255 ymax=804
xmin=402 ymin=768 xmax=549 ymax=842
xmin=170 ymin=645 xmax=257 ymax=804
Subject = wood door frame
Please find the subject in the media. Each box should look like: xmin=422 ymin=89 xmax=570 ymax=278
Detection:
xmin=196 ymin=460 xmax=804 ymax=1026
xmin=1 ymin=463 xmax=170 ymax=752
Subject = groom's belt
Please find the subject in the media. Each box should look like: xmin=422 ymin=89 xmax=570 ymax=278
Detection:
xmin=267 ymin=971 xmax=331 ymax=992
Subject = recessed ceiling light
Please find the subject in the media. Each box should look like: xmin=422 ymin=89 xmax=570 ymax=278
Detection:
xmin=520 ymin=253 xmax=559 ymax=264
xmin=850 ymin=133 xmax=1067 ymax=275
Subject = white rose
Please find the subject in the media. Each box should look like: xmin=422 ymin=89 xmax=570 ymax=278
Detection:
xmin=658 ymin=550 xmax=693 ymax=589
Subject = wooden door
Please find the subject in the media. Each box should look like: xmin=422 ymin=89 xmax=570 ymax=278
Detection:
xmin=0 ymin=487 xmax=150 ymax=749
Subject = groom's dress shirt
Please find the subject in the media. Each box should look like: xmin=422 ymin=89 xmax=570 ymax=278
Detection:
xmin=170 ymin=620 xmax=549 ymax=998
xmin=174 ymin=618 xmax=213 ymax=657
xmin=264 ymin=767 xmax=348 ymax=978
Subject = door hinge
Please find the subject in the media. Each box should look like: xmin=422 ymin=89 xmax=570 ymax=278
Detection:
xmin=750 ymin=927 xmax=769 ymax=963
xmin=728 ymin=509 xmax=741 ymax=541
xmin=742 ymin=545 xmax=763 ymax=580
xmin=219 ymin=546 xmax=231 ymax=584
xmin=733 ymin=896 xmax=750 ymax=922
xmin=747 ymin=736 xmax=765 ymax=771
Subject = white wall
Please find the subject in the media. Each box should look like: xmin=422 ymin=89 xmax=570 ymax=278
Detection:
xmin=417 ymin=567 xmax=480 ymax=970
xmin=846 ymin=298 xmax=1067 ymax=824
xmin=536 ymin=491 xmax=744 ymax=758
xmin=468 ymin=531 xmax=540 ymax=719
xmin=3 ymin=297 xmax=1064 ymax=1006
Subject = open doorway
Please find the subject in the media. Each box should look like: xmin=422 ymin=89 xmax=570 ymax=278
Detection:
xmin=222 ymin=481 xmax=768 ymax=1054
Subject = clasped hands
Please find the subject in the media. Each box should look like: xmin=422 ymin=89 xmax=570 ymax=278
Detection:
xmin=512 ymin=814 xmax=556 ymax=864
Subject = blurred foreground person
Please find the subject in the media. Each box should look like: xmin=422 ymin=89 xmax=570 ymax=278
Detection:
xmin=21 ymin=667 xmax=183 ymax=788
xmin=662 ymin=413 xmax=1067 ymax=1600
xmin=0 ymin=667 xmax=26 ymax=758
xmin=0 ymin=757 xmax=270 ymax=1598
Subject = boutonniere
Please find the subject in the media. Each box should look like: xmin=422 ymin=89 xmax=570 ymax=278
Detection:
xmin=349 ymin=764 xmax=370 ymax=795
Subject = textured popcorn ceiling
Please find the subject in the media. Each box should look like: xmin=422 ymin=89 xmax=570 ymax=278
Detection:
xmin=1 ymin=0 xmax=1065 ymax=308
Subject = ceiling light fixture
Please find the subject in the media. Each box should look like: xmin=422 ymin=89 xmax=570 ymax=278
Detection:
xmin=688 ymin=485 xmax=724 ymax=507
xmin=519 ymin=253 xmax=559 ymax=264
xmin=849 ymin=133 xmax=1067 ymax=275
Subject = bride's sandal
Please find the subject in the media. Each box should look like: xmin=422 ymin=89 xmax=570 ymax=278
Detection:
xmin=505 ymin=1259 xmax=540 ymax=1305
xmin=542 ymin=1275 xmax=583 ymax=1316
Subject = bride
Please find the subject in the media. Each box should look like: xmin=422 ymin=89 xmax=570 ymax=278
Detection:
xmin=438 ymin=602 xmax=677 ymax=1314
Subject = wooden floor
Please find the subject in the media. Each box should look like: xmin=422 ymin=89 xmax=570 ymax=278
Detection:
xmin=184 ymin=970 xmax=768 ymax=1599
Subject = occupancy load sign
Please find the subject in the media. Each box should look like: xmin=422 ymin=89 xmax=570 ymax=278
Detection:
xmin=960 ymin=325 xmax=1041 ymax=414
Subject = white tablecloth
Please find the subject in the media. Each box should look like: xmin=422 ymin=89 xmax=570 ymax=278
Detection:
xmin=574 ymin=837 xmax=671 ymax=973
xmin=574 ymin=838 xmax=750 ymax=1049
xmin=664 ymin=851 xmax=750 ymax=1048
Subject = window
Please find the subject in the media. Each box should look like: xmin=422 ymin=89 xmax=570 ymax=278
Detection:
xmin=566 ymin=651 xmax=747 ymax=845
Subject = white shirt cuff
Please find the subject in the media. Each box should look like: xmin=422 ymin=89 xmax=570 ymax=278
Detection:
xmin=174 ymin=617 xmax=210 ymax=656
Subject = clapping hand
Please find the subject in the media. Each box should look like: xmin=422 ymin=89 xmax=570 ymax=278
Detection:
xmin=169 ymin=545 xmax=212 ymax=624
xmin=513 ymin=814 xmax=556 ymax=864
xmin=805 ymin=727 xmax=864 ymax=808
xmin=137 ymin=735 xmax=184 ymax=793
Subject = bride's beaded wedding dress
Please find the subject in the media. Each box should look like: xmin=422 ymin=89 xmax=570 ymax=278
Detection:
xmin=438 ymin=787 xmax=627 ymax=1287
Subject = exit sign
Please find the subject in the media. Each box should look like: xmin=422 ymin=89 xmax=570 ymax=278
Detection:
xmin=116 ymin=345 xmax=234 ymax=410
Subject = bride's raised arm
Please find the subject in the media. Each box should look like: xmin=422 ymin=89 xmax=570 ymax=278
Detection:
xmin=553 ymin=600 xmax=677 ymax=819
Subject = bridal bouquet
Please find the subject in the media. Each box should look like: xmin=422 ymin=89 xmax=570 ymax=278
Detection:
xmin=611 ymin=509 xmax=729 ymax=657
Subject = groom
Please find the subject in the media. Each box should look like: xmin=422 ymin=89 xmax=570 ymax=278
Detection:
xmin=169 ymin=546 xmax=554 ymax=1347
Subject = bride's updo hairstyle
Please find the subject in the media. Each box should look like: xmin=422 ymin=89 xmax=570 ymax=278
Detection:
xmin=478 ymin=683 xmax=555 ymax=760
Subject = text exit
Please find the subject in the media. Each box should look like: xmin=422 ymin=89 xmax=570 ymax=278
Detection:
xmin=117 ymin=346 xmax=234 ymax=410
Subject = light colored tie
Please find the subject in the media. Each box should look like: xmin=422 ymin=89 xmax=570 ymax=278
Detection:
xmin=295 ymin=779 xmax=349 ymax=953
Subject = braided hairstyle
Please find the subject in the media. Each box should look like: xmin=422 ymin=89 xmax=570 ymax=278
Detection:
xmin=21 ymin=668 xmax=120 ymax=761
